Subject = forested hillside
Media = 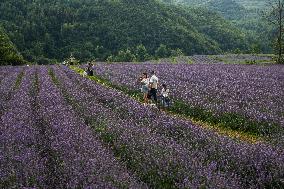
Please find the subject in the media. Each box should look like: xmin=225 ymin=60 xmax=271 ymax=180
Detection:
xmin=0 ymin=0 xmax=252 ymax=63
xmin=0 ymin=26 xmax=25 ymax=65
xmin=165 ymin=0 xmax=273 ymax=53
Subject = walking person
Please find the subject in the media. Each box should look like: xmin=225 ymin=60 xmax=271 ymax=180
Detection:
xmin=139 ymin=72 xmax=150 ymax=105
xmin=149 ymin=71 xmax=158 ymax=106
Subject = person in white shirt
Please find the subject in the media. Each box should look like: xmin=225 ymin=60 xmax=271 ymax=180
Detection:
xmin=161 ymin=84 xmax=170 ymax=108
xmin=139 ymin=72 xmax=150 ymax=105
xmin=149 ymin=71 xmax=158 ymax=104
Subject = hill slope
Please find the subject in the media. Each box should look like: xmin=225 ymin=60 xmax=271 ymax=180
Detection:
xmin=163 ymin=0 xmax=273 ymax=53
xmin=0 ymin=0 xmax=249 ymax=62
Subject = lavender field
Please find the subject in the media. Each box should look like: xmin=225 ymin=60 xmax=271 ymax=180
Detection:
xmin=1 ymin=62 xmax=284 ymax=188
xmin=92 ymin=62 xmax=284 ymax=132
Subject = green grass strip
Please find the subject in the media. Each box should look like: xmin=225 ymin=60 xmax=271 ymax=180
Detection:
xmin=13 ymin=71 xmax=25 ymax=90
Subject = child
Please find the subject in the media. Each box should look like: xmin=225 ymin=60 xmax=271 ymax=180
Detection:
xmin=161 ymin=84 xmax=170 ymax=108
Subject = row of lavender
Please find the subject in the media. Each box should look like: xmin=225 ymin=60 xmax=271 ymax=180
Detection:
xmin=1 ymin=68 xmax=45 ymax=188
xmin=57 ymin=65 xmax=284 ymax=188
xmin=1 ymin=66 xmax=144 ymax=188
xmin=92 ymin=63 xmax=284 ymax=127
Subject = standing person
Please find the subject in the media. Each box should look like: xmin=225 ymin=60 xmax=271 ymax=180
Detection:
xmin=149 ymin=71 xmax=158 ymax=105
xmin=161 ymin=84 xmax=170 ymax=108
xmin=139 ymin=73 xmax=150 ymax=105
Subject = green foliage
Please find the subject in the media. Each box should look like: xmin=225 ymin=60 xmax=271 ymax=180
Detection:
xmin=155 ymin=45 xmax=184 ymax=61
xmin=106 ymin=55 xmax=115 ymax=63
xmin=155 ymin=44 xmax=171 ymax=58
xmin=0 ymin=26 xmax=25 ymax=66
xmin=0 ymin=0 xmax=251 ymax=63
xmin=36 ymin=56 xmax=57 ymax=65
xmin=170 ymin=48 xmax=184 ymax=57
xmin=115 ymin=49 xmax=136 ymax=62
xmin=134 ymin=44 xmax=150 ymax=62
xmin=249 ymin=44 xmax=262 ymax=54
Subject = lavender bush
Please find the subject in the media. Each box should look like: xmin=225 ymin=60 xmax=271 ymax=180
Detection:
xmin=0 ymin=68 xmax=46 ymax=188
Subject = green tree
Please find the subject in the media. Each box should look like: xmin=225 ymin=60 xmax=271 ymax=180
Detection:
xmin=264 ymin=0 xmax=284 ymax=63
xmin=155 ymin=44 xmax=171 ymax=58
xmin=135 ymin=44 xmax=149 ymax=62
xmin=115 ymin=49 xmax=136 ymax=62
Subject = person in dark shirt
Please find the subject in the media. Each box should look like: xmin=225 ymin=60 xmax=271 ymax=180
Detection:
xmin=86 ymin=62 xmax=94 ymax=76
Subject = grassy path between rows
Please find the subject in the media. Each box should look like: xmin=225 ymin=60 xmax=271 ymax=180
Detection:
xmin=69 ymin=65 xmax=282 ymax=144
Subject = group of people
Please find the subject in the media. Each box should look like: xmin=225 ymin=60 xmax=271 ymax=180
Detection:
xmin=82 ymin=63 xmax=170 ymax=108
xmin=139 ymin=71 xmax=170 ymax=108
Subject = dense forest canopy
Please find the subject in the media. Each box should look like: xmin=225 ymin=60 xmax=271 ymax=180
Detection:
xmin=0 ymin=0 xmax=272 ymax=64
